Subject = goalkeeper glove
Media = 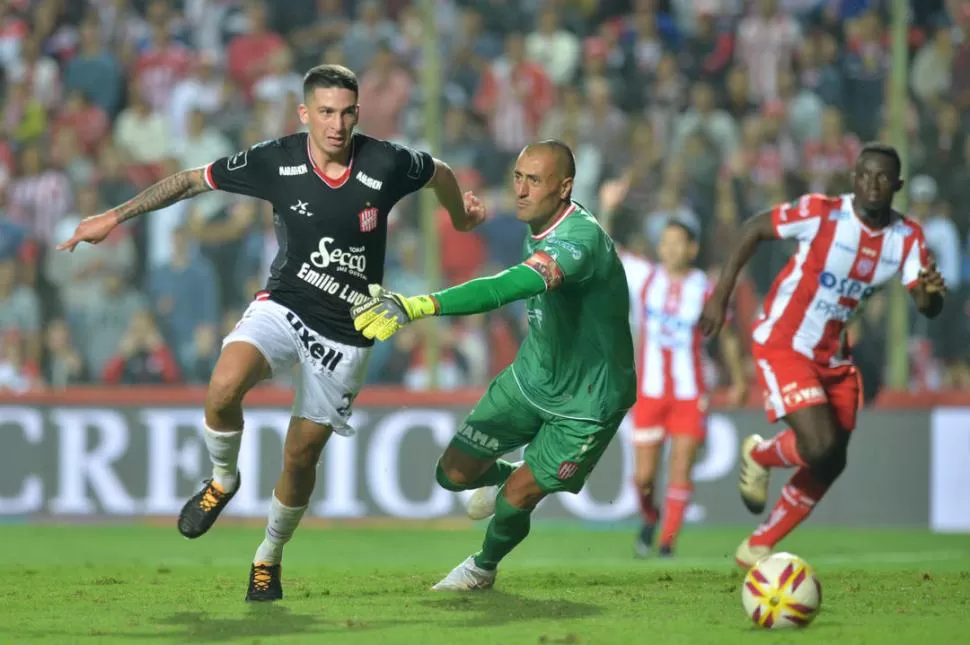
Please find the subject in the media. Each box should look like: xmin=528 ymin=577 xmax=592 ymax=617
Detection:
xmin=351 ymin=284 xmax=439 ymax=341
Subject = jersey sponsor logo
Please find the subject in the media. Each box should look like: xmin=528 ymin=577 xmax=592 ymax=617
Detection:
xmin=279 ymin=164 xmax=308 ymax=176
xmin=296 ymin=263 xmax=369 ymax=306
xmin=834 ymin=241 xmax=856 ymax=254
xmin=355 ymin=171 xmax=383 ymax=191
xmin=861 ymin=247 xmax=877 ymax=257
xmin=818 ymin=271 xmax=875 ymax=299
xmin=545 ymin=237 xmax=584 ymax=260
xmin=526 ymin=302 xmax=544 ymax=328
xmin=813 ymin=299 xmax=855 ymax=322
xmin=358 ymin=207 xmax=378 ymax=232
xmin=310 ymin=237 xmax=367 ymax=277
xmin=557 ymin=461 xmax=579 ymax=480
xmin=524 ymin=251 xmax=564 ymax=290
xmin=290 ymin=200 xmax=313 ymax=217
xmin=284 ymin=312 xmax=344 ymax=371
xmin=780 ymin=382 xmax=826 ymax=408
xmin=456 ymin=423 xmax=500 ymax=452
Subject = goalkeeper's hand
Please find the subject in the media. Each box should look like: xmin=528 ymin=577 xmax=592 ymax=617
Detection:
xmin=351 ymin=284 xmax=439 ymax=341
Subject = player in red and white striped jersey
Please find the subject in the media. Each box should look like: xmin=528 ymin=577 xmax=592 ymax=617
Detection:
xmin=700 ymin=143 xmax=947 ymax=568
xmin=621 ymin=220 xmax=747 ymax=558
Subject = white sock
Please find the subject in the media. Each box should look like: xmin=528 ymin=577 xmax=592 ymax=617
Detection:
xmin=203 ymin=424 xmax=242 ymax=491
xmin=253 ymin=492 xmax=307 ymax=565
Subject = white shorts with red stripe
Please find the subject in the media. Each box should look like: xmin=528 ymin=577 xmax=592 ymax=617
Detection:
xmin=224 ymin=296 xmax=371 ymax=435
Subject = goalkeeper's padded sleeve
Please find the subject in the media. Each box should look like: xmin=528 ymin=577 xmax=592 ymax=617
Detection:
xmin=432 ymin=264 xmax=548 ymax=316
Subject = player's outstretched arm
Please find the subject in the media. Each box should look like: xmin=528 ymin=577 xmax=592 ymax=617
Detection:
xmin=351 ymin=264 xmax=547 ymax=341
xmin=427 ymin=158 xmax=486 ymax=232
xmin=909 ymin=262 xmax=946 ymax=318
xmin=56 ymin=167 xmax=212 ymax=251
xmin=699 ymin=210 xmax=776 ymax=337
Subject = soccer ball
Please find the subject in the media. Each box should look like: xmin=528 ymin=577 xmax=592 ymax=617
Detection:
xmin=741 ymin=552 xmax=821 ymax=629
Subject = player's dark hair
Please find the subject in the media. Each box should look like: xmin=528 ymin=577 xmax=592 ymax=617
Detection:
xmin=859 ymin=142 xmax=901 ymax=178
xmin=303 ymin=64 xmax=359 ymax=98
xmin=531 ymin=139 xmax=576 ymax=180
xmin=664 ymin=218 xmax=698 ymax=243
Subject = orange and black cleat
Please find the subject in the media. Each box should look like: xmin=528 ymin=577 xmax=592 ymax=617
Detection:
xmin=246 ymin=562 xmax=283 ymax=602
xmin=177 ymin=475 xmax=240 ymax=539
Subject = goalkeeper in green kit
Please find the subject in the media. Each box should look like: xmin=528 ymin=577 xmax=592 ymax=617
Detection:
xmin=351 ymin=140 xmax=636 ymax=591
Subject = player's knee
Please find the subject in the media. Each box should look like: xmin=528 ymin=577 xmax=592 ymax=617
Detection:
xmin=812 ymin=442 xmax=847 ymax=484
xmin=205 ymin=370 xmax=247 ymax=420
xmin=283 ymin=436 xmax=325 ymax=474
xmin=799 ymin=432 xmax=846 ymax=481
xmin=501 ymin=482 xmax=544 ymax=510
xmin=434 ymin=461 xmax=469 ymax=491
xmin=632 ymin=470 xmax=655 ymax=490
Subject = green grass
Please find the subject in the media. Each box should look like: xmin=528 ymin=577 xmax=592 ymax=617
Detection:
xmin=2 ymin=523 xmax=969 ymax=644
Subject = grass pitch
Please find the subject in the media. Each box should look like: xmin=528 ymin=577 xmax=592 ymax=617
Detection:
xmin=2 ymin=522 xmax=968 ymax=644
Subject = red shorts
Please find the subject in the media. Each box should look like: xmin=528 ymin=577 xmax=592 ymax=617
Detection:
xmin=631 ymin=396 xmax=708 ymax=444
xmin=752 ymin=345 xmax=862 ymax=431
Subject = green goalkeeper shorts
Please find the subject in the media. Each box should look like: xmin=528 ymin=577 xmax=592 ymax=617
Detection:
xmin=449 ymin=366 xmax=625 ymax=494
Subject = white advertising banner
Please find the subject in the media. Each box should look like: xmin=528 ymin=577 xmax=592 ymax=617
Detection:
xmin=931 ymin=408 xmax=970 ymax=533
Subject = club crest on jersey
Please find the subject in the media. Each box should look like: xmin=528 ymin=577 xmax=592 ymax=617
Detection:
xmin=358 ymin=207 xmax=379 ymax=232
xmin=557 ymin=461 xmax=579 ymax=480
xmin=855 ymin=258 xmax=875 ymax=277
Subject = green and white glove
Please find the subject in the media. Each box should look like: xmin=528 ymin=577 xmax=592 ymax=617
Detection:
xmin=351 ymin=284 xmax=438 ymax=341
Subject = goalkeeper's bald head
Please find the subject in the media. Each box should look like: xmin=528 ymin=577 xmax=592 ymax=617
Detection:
xmin=524 ymin=139 xmax=576 ymax=183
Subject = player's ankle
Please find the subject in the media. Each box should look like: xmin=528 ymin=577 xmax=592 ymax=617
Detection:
xmin=212 ymin=469 xmax=238 ymax=491
xmin=254 ymin=539 xmax=284 ymax=565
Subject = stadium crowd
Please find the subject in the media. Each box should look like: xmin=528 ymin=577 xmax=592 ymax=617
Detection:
xmin=0 ymin=0 xmax=968 ymax=394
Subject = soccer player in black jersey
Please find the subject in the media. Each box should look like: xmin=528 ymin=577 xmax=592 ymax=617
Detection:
xmin=57 ymin=64 xmax=486 ymax=601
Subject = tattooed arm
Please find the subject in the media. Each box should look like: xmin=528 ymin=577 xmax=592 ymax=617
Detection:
xmin=114 ymin=167 xmax=212 ymax=224
xmin=56 ymin=168 xmax=212 ymax=252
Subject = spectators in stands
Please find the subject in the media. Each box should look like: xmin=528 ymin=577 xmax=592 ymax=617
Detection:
xmin=0 ymin=0 xmax=967 ymax=394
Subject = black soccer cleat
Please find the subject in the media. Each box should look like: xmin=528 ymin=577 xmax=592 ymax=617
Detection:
xmin=246 ymin=563 xmax=283 ymax=602
xmin=177 ymin=474 xmax=240 ymax=539
xmin=634 ymin=523 xmax=657 ymax=559
xmin=658 ymin=544 xmax=674 ymax=558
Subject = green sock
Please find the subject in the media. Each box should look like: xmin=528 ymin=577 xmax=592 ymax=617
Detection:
xmin=473 ymin=493 xmax=532 ymax=570
xmin=435 ymin=459 xmax=518 ymax=492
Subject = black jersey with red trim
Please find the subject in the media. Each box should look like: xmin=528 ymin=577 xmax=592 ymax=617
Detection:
xmin=204 ymin=131 xmax=435 ymax=346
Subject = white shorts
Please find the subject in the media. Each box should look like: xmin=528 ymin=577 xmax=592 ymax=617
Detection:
xmin=223 ymin=298 xmax=371 ymax=435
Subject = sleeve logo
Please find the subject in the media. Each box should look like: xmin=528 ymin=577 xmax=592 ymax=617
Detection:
xmin=227 ymin=140 xmax=272 ymax=172
xmin=406 ymin=148 xmax=425 ymax=180
xmin=227 ymin=150 xmax=248 ymax=171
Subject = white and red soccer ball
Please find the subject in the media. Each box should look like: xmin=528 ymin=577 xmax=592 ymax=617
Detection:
xmin=741 ymin=552 xmax=822 ymax=629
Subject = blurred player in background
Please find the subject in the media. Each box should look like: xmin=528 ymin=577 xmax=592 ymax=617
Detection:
xmin=351 ymin=140 xmax=637 ymax=591
xmin=700 ymin=143 xmax=946 ymax=567
xmin=57 ymin=64 xmax=484 ymax=601
xmin=621 ymin=220 xmax=747 ymax=558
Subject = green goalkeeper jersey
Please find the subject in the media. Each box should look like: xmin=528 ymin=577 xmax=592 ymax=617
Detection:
xmin=512 ymin=201 xmax=637 ymax=422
